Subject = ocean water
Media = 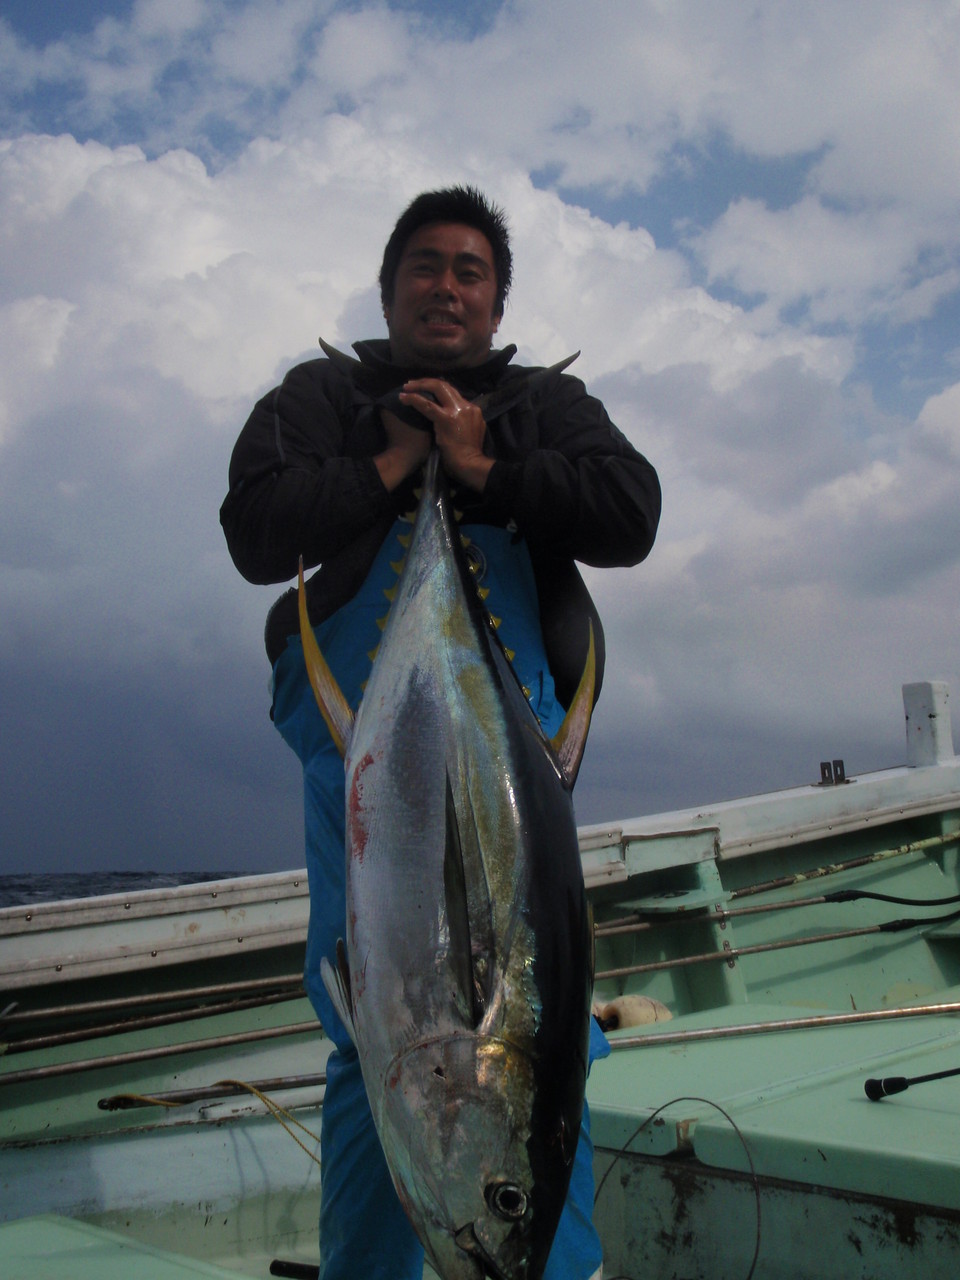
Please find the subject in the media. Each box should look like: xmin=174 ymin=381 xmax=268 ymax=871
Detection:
xmin=0 ymin=871 xmax=234 ymax=910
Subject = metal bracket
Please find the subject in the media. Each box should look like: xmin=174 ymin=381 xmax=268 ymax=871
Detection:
xmin=819 ymin=759 xmax=849 ymax=786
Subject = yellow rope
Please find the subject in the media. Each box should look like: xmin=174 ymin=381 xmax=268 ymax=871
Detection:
xmin=108 ymin=1091 xmax=181 ymax=1109
xmin=216 ymin=1078 xmax=322 ymax=1166
xmin=105 ymin=1079 xmax=323 ymax=1167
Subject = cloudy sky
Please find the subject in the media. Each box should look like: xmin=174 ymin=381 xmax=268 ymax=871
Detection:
xmin=2 ymin=0 xmax=959 ymax=875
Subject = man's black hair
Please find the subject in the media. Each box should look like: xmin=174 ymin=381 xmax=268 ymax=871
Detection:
xmin=379 ymin=186 xmax=513 ymax=317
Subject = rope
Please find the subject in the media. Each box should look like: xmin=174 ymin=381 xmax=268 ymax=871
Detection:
xmin=103 ymin=1078 xmax=323 ymax=1166
xmin=217 ymin=1078 xmax=322 ymax=1166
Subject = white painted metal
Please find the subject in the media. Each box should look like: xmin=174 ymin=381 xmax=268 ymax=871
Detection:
xmin=904 ymin=680 xmax=955 ymax=767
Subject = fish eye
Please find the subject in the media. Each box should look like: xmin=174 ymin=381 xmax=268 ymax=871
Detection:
xmin=485 ymin=1181 xmax=528 ymax=1221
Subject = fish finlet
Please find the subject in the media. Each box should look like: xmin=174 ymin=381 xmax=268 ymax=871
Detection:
xmin=383 ymin=585 xmax=398 ymax=602
xmin=397 ymin=533 xmax=412 ymax=548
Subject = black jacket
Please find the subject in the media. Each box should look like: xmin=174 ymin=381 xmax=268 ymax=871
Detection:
xmin=220 ymin=340 xmax=661 ymax=707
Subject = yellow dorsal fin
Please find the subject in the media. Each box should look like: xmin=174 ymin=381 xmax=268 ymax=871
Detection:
xmin=298 ymin=559 xmax=354 ymax=758
xmin=549 ymin=621 xmax=596 ymax=789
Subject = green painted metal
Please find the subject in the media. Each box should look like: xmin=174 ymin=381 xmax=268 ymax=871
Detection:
xmin=2 ymin=690 xmax=960 ymax=1278
xmin=1 ymin=1216 xmax=247 ymax=1279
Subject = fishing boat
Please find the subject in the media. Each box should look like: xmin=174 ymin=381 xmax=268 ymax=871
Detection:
xmin=2 ymin=679 xmax=958 ymax=1279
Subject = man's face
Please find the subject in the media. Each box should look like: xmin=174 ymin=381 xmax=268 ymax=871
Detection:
xmin=384 ymin=222 xmax=501 ymax=370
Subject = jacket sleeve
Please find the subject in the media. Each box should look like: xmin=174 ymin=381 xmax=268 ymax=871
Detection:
xmin=219 ymin=360 xmax=396 ymax=585
xmin=483 ymin=374 xmax=661 ymax=568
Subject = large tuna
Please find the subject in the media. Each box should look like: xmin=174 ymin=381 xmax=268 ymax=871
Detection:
xmin=298 ymin=446 xmax=596 ymax=1280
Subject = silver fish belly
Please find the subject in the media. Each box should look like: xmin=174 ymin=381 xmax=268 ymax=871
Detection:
xmin=301 ymin=451 xmax=595 ymax=1280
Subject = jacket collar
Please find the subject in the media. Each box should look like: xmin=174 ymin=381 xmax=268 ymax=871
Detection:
xmin=317 ymin=336 xmax=577 ymax=430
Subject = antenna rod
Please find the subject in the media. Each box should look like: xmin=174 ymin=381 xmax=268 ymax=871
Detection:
xmin=864 ymin=1064 xmax=960 ymax=1101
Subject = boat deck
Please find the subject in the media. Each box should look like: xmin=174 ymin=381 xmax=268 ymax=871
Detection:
xmin=581 ymin=743 xmax=960 ymax=1277
xmin=2 ymin=1216 xmax=245 ymax=1280
xmin=3 ymin=684 xmax=960 ymax=1278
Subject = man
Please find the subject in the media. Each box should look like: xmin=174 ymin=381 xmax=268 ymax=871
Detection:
xmin=221 ymin=187 xmax=660 ymax=1280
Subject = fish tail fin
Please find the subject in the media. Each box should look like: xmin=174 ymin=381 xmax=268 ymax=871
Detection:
xmin=550 ymin=620 xmax=596 ymax=789
xmin=298 ymin=558 xmax=354 ymax=756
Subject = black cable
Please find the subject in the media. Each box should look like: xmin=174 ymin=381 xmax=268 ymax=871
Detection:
xmin=828 ymin=888 xmax=960 ymax=907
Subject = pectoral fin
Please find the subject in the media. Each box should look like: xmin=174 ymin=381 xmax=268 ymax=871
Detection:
xmin=549 ymin=621 xmax=596 ymax=790
xmin=443 ymin=773 xmax=493 ymax=1027
xmin=320 ymin=940 xmax=357 ymax=1045
xmin=298 ymin=558 xmax=354 ymax=757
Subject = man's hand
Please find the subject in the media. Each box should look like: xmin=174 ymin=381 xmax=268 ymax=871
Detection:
xmin=398 ymin=378 xmax=494 ymax=493
xmin=374 ymin=408 xmax=432 ymax=492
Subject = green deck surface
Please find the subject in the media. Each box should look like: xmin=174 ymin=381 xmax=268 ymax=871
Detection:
xmin=3 ymin=756 xmax=959 ymax=1277
xmin=1 ymin=1216 xmax=247 ymax=1280
xmin=589 ymin=996 xmax=960 ymax=1209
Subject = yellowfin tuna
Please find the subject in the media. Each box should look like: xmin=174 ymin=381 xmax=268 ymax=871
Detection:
xmin=300 ymin=450 xmax=595 ymax=1280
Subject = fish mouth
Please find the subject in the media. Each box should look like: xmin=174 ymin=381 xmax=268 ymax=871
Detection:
xmin=454 ymin=1222 xmax=520 ymax=1280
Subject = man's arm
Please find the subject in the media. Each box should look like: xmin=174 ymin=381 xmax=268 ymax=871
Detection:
xmin=220 ymin=361 xmax=404 ymax=585
xmin=396 ymin=369 xmax=659 ymax=567
xmin=484 ymin=374 xmax=660 ymax=568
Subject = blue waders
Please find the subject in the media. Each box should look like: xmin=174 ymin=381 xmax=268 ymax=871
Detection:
xmin=272 ymin=517 xmax=608 ymax=1280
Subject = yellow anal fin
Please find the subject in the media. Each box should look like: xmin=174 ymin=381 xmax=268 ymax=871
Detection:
xmin=298 ymin=558 xmax=354 ymax=757
xmin=550 ymin=621 xmax=596 ymax=789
